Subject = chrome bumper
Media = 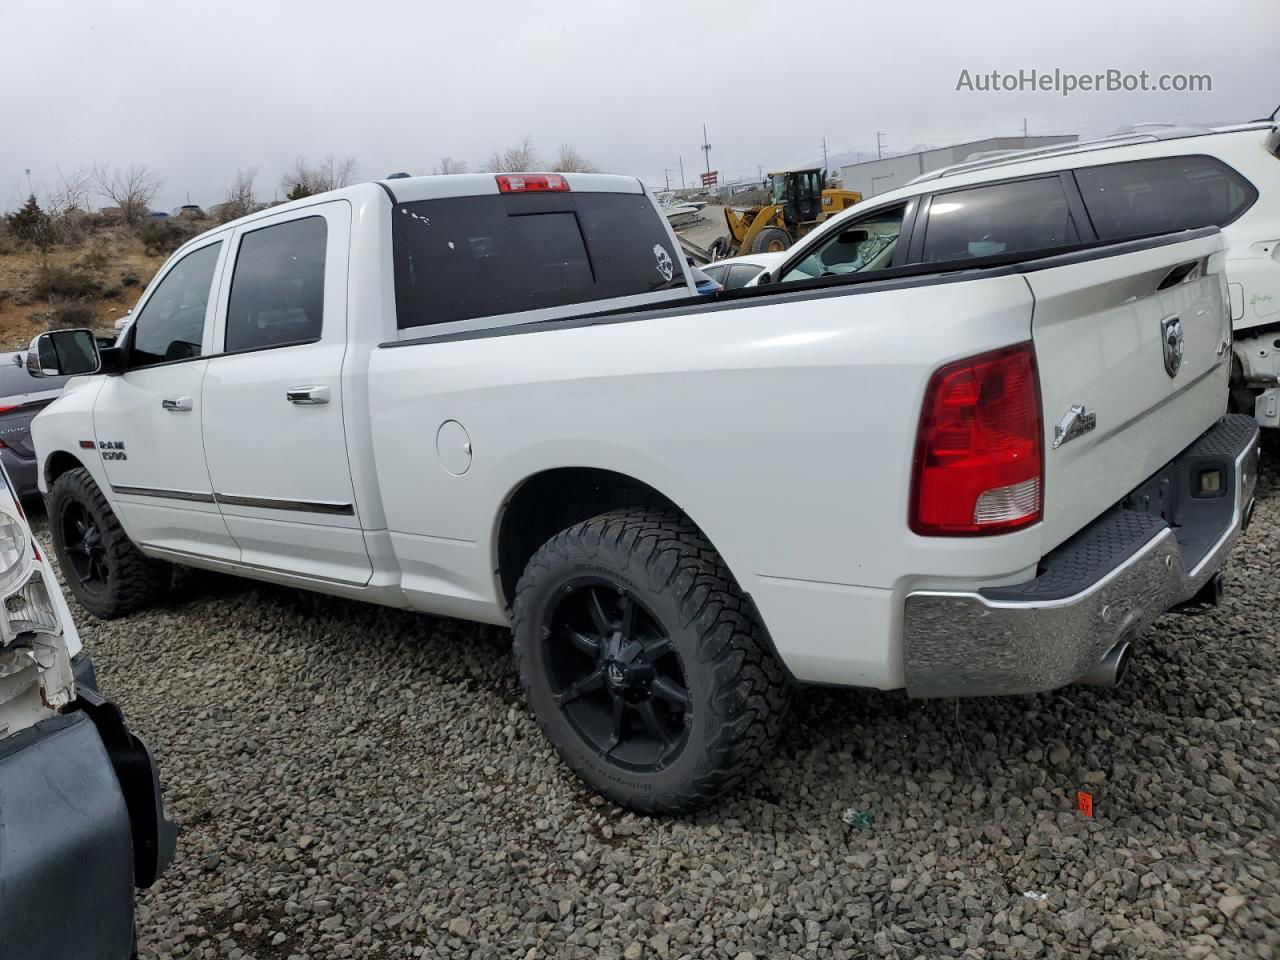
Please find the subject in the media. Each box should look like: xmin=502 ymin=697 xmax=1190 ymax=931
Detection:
xmin=903 ymin=415 xmax=1260 ymax=698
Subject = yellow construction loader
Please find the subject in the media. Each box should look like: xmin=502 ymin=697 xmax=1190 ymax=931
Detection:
xmin=709 ymin=168 xmax=862 ymax=259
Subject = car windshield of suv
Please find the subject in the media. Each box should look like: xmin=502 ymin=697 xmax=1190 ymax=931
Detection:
xmin=781 ymin=205 xmax=907 ymax=281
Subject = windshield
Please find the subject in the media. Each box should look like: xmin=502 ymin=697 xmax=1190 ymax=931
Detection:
xmin=782 ymin=205 xmax=907 ymax=281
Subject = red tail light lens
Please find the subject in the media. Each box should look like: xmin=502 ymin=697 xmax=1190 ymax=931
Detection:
xmin=910 ymin=342 xmax=1043 ymax=536
xmin=495 ymin=174 xmax=569 ymax=194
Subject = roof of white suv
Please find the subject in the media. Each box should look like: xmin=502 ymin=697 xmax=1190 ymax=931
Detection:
xmin=908 ymin=121 xmax=1276 ymax=186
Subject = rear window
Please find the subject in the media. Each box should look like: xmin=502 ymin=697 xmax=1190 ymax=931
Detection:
xmin=1074 ymin=155 xmax=1257 ymax=242
xmin=392 ymin=191 xmax=686 ymax=328
xmin=922 ymin=176 xmax=1079 ymax=263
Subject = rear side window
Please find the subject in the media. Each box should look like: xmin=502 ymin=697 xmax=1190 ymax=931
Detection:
xmin=922 ymin=177 xmax=1079 ymax=263
xmin=392 ymin=192 xmax=685 ymax=328
xmin=1074 ymin=155 xmax=1257 ymax=241
xmin=225 ymin=217 xmax=327 ymax=353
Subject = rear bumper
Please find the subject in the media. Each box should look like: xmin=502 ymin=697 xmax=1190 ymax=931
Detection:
xmin=903 ymin=414 xmax=1260 ymax=698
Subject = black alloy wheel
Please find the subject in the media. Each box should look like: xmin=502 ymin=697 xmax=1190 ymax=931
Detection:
xmin=541 ymin=578 xmax=691 ymax=771
xmin=59 ymin=499 xmax=110 ymax=594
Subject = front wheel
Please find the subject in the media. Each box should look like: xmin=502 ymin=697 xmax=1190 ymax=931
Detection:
xmin=48 ymin=467 xmax=170 ymax=619
xmin=750 ymin=227 xmax=791 ymax=254
xmin=512 ymin=508 xmax=791 ymax=813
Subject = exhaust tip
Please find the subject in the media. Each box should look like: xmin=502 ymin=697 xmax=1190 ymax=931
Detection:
xmin=1079 ymin=641 xmax=1132 ymax=688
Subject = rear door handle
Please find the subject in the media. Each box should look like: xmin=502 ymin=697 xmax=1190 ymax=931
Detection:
xmin=286 ymin=385 xmax=330 ymax=405
xmin=161 ymin=396 xmax=193 ymax=412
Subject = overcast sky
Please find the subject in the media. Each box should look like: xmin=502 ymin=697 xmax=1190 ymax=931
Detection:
xmin=2 ymin=0 xmax=1276 ymax=212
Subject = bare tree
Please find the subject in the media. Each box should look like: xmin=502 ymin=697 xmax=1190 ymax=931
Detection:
xmin=432 ymin=156 xmax=468 ymax=175
xmin=92 ymin=162 xmax=162 ymax=224
xmin=45 ymin=166 xmax=93 ymax=216
xmin=550 ymin=144 xmax=599 ymax=174
xmin=280 ymin=154 xmax=359 ymax=200
xmin=482 ymin=136 xmax=540 ymax=173
xmin=219 ymin=166 xmax=260 ymax=221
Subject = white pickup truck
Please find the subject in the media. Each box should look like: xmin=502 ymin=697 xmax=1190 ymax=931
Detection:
xmin=28 ymin=172 xmax=1258 ymax=812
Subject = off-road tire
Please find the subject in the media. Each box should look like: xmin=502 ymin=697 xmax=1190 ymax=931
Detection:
xmin=513 ymin=507 xmax=791 ymax=813
xmin=750 ymin=227 xmax=791 ymax=254
xmin=48 ymin=467 xmax=169 ymax=619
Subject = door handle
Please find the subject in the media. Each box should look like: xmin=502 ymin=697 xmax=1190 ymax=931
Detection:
xmin=286 ymin=385 xmax=330 ymax=405
xmin=161 ymin=396 xmax=193 ymax=412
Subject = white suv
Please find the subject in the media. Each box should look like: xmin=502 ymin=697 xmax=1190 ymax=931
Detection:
xmin=763 ymin=120 xmax=1280 ymax=424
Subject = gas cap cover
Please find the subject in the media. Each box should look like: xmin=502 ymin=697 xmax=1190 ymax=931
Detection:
xmin=435 ymin=420 xmax=473 ymax=476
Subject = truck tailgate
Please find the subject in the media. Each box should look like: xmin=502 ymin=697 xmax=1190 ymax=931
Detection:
xmin=1028 ymin=229 xmax=1232 ymax=550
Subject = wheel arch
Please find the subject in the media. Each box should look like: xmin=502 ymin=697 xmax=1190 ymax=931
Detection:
xmin=494 ymin=466 xmax=708 ymax=610
xmin=44 ymin=450 xmax=88 ymax=489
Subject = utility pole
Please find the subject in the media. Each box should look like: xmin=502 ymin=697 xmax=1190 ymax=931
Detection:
xmin=821 ymin=137 xmax=828 ymax=174
xmin=701 ymin=124 xmax=712 ymax=175
xmin=664 ymin=169 xmax=672 ymax=191
xmin=24 ymin=168 xmax=32 ymax=197
xmin=1022 ymin=117 xmax=1029 ymax=137
xmin=876 ymin=132 xmax=886 ymax=160
xmin=678 ymin=155 xmax=685 ymax=190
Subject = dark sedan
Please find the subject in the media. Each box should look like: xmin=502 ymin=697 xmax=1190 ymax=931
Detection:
xmin=0 ymin=354 xmax=70 ymax=505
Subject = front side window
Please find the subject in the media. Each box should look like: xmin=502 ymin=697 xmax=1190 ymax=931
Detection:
xmin=129 ymin=241 xmax=222 ymax=368
xmin=1075 ymin=155 xmax=1257 ymax=241
xmin=921 ymin=176 xmax=1079 ymax=263
xmin=225 ymin=217 xmax=327 ymax=353
xmin=781 ymin=204 xmax=907 ymax=282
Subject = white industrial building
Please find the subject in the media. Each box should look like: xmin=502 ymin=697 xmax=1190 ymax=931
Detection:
xmin=838 ymin=135 xmax=1079 ymax=198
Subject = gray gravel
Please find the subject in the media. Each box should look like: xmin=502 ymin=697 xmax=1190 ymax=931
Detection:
xmin=36 ymin=436 xmax=1280 ymax=959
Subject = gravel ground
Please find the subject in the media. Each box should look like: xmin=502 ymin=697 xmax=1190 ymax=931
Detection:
xmin=36 ymin=436 xmax=1280 ymax=960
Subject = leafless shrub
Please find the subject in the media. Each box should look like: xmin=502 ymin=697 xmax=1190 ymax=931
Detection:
xmin=219 ymin=166 xmax=260 ymax=221
xmin=29 ymin=262 xmax=103 ymax=301
xmin=482 ymin=136 xmax=540 ymax=173
xmin=92 ymin=162 xmax=162 ymax=225
xmin=46 ymin=166 xmax=93 ymax=217
xmin=138 ymin=218 xmax=201 ymax=256
xmin=550 ymin=144 xmax=598 ymax=174
xmin=432 ymin=157 xmax=468 ymax=175
xmin=281 ymin=155 xmax=359 ymax=200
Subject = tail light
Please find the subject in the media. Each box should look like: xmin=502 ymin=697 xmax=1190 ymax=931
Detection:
xmin=910 ymin=342 xmax=1043 ymax=536
xmin=495 ymin=174 xmax=569 ymax=194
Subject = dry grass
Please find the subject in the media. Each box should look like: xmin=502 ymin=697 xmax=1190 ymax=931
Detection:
xmin=0 ymin=222 xmax=176 ymax=350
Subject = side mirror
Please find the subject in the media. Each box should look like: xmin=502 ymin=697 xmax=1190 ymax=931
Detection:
xmin=26 ymin=329 xmax=101 ymax=379
xmin=837 ymin=228 xmax=869 ymax=246
xmin=755 ymin=271 xmax=771 ymax=286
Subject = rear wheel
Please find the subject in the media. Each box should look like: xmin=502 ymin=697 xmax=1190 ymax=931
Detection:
xmin=751 ymin=227 xmax=791 ymax=254
xmin=48 ymin=468 xmax=169 ymax=619
xmin=513 ymin=508 xmax=790 ymax=813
